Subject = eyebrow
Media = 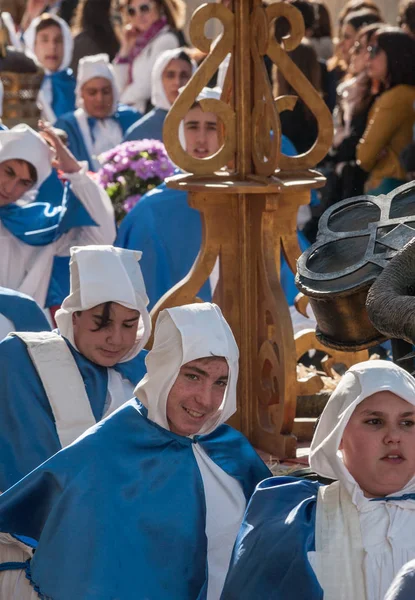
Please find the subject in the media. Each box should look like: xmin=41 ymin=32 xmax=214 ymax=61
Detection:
xmin=184 ymin=365 xmax=228 ymax=381
xmin=359 ymin=410 xmax=415 ymax=417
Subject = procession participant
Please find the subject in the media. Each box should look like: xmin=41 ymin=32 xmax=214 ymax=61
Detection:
xmin=0 ymin=122 xmax=116 ymax=308
xmin=222 ymin=360 xmax=415 ymax=600
xmin=124 ymin=47 xmax=196 ymax=142
xmin=24 ymin=13 xmax=76 ymax=124
xmin=0 ymin=245 xmax=151 ymax=492
xmin=0 ymin=302 xmax=270 ymax=600
xmin=55 ymin=53 xmax=141 ymax=171
xmin=0 ymin=287 xmax=51 ymax=341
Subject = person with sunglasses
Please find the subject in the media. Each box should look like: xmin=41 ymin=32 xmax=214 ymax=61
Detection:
xmin=357 ymin=26 xmax=415 ymax=195
xmin=113 ymin=0 xmax=186 ymax=114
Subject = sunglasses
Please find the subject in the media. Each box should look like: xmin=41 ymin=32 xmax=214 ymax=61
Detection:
xmin=127 ymin=3 xmax=152 ymax=16
xmin=367 ymin=45 xmax=382 ymax=59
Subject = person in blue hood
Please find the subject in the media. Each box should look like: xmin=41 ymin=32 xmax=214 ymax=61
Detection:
xmin=0 ymin=302 xmax=270 ymax=599
xmin=0 ymin=244 xmax=151 ymax=492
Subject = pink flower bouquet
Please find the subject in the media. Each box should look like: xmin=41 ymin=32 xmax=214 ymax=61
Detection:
xmin=97 ymin=139 xmax=175 ymax=221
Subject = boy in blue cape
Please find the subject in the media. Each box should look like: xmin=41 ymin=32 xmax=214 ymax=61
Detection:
xmin=24 ymin=13 xmax=76 ymax=124
xmin=55 ymin=53 xmax=141 ymax=171
xmin=0 ymin=244 xmax=151 ymax=491
xmin=0 ymin=302 xmax=270 ymax=599
xmin=124 ymin=47 xmax=196 ymax=143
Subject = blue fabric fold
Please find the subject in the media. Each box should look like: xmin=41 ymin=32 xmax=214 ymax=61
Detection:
xmin=44 ymin=68 xmax=76 ymax=119
xmin=221 ymin=476 xmax=323 ymax=600
xmin=55 ymin=104 xmax=142 ymax=171
xmin=0 ymin=334 xmax=147 ymax=490
xmin=123 ymin=107 xmax=168 ymax=142
xmin=0 ymin=287 xmax=51 ymax=333
xmin=0 ymin=399 xmax=270 ymax=600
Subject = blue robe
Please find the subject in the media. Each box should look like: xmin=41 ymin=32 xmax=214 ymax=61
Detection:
xmin=221 ymin=476 xmax=323 ymax=600
xmin=0 ymin=334 xmax=147 ymax=490
xmin=115 ymin=137 xmax=311 ymax=310
xmin=55 ymin=104 xmax=142 ymax=171
xmin=123 ymin=107 xmax=168 ymax=142
xmin=0 ymin=400 xmax=271 ymax=600
xmin=0 ymin=287 xmax=51 ymax=333
xmin=44 ymin=68 xmax=76 ymax=119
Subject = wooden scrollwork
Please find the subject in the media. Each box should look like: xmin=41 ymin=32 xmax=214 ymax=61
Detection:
xmin=163 ymin=3 xmax=236 ymax=174
xmin=266 ymin=2 xmax=333 ymax=169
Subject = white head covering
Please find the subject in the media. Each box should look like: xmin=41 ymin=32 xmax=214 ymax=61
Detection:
xmin=23 ymin=13 xmax=73 ymax=73
xmin=76 ymin=53 xmax=119 ymax=114
xmin=178 ymin=86 xmax=222 ymax=149
xmin=310 ymin=360 xmax=415 ymax=504
xmin=55 ymin=246 xmax=151 ymax=362
xmin=0 ymin=79 xmax=4 ymax=118
xmin=0 ymin=124 xmax=53 ymax=189
xmin=151 ymin=48 xmax=197 ymax=111
xmin=135 ymin=302 xmax=239 ymax=436
xmin=1 ymin=12 xmax=23 ymax=50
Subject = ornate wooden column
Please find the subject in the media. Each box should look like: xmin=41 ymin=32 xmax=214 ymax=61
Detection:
xmin=154 ymin=0 xmax=334 ymax=457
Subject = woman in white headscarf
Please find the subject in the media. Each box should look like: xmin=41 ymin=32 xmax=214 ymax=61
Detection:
xmin=124 ymin=46 xmax=196 ymax=142
xmin=0 ymin=244 xmax=151 ymax=493
xmin=55 ymin=53 xmax=141 ymax=171
xmin=24 ymin=13 xmax=76 ymax=124
xmin=222 ymin=360 xmax=415 ymax=600
xmin=0 ymin=302 xmax=270 ymax=600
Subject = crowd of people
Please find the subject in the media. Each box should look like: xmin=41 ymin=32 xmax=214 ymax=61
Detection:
xmin=0 ymin=0 xmax=414 ymax=598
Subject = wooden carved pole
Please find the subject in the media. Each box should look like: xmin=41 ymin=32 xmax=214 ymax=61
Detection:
xmin=154 ymin=0 xmax=334 ymax=457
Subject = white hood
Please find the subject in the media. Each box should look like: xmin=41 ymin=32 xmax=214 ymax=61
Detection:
xmin=151 ymin=48 xmax=197 ymax=111
xmin=310 ymin=360 xmax=415 ymax=505
xmin=0 ymin=124 xmax=54 ymax=189
xmin=55 ymin=245 xmax=151 ymax=362
xmin=135 ymin=302 xmax=239 ymax=436
xmin=24 ymin=13 xmax=73 ymax=73
xmin=76 ymin=53 xmax=119 ymax=114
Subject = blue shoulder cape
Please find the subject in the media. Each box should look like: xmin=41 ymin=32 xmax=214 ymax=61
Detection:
xmin=221 ymin=476 xmax=323 ymax=600
xmin=44 ymin=68 xmax=76 ymax=119
xmin=116 ymin=179 xmax=211 ymax=309
xmin=0 ymin=287 xmax=51 ymax=333
xmin=55 ymin=104 xmax=142 ymax=171
xmin=123 ymin=107 xmax=168 ymax=142
xmin=0 ymin=334 xmax=147 ymax=490
xmin=0 ymin=400 xmax=271 ymax=600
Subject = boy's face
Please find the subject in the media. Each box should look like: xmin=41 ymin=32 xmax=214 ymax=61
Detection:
xmin=183 ymin=106 xmax=220 ymax=159
xmin=34 ymin=24 xmax=64 ymax=72
xmin=0 ymin=160 xmax=36 ymax=205
xmin=81 ymin=78 xmax=114 ymax=119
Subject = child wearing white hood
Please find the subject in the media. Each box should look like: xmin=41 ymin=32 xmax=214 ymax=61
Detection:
xmin=24 ymin=13 xmax=76 ymax=124
xmin=55 ymin=53 xmax=141 ymax=171
xmin=0 ymin=302 xmax=270 ymax=600
xmin=222 ymin=360 xmax=415 ymax=600
xmin=124 ymin=47 xmax=196 ymax=142
xmin=0 ymin=245 xmax=151 ymax=492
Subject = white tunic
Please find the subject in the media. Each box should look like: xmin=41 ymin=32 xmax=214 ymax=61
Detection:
xmin=0 ymin=165 xmax=116 ymax=307
xmin=74 ymin=107 xmax=124 ymax=171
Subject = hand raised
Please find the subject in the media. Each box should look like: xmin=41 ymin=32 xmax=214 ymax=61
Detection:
xmin=38 ymin=120 xmax=81 ymax=174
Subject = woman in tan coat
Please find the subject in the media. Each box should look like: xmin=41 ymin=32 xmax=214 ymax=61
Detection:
xmin=357 ymin=27 xmax=415 ymax=194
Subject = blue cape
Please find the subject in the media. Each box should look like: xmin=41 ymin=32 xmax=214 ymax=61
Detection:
xmin=44 ymin=68 xmax=76 ymax=119
xmin=55 ymin=104 xmax=142 ymax=171
xmin=221 ymin=476 xmax=323 ymax=600
xmin=123 ymin=107 xmax=168 ymax=142
xmin=0 ymin=287 xmax=51 ymax=333
xmin=0 ymin=334 xmax=147 ymax=490
xmin=0 ymin=400 xmax=271 ymax=599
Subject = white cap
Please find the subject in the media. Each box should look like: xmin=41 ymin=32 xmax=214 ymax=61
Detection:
xmin=151 ymin=48 xmax=197 ymax=111
xmin=76 ymin=53 xmax=119 ymax=114
xmin=55 ymin=246 xmax=152 ymax=362
xmin=135 ymin=302 xmax=239 ymax=436
xmin=24 ymin=13 xmax=74 ymax=73
xmin=0 ymin=124 xmax=54 ymax=188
